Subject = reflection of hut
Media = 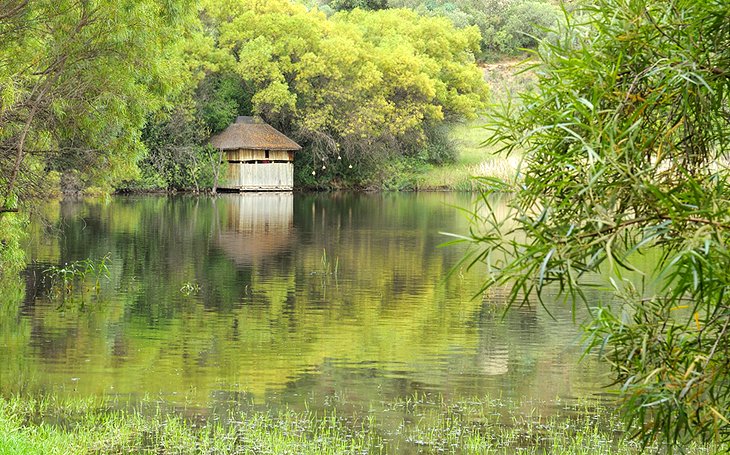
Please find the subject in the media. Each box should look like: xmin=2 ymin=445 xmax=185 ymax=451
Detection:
xmin=215 ymin=193 xmax=294 ymax=265
xmin=479 ymin=346 xmax=509 ymax=376
xmin=210 ymin=116 xmax=301 ymax=191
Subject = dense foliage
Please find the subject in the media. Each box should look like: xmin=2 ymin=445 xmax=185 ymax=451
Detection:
xmin=319 ymin=0 xmax=388 ymax=11
xmin=312 ymin=0 xmax=563 ymax=58
xmin=465 ymin=0 xmax=730 ymax=447
xmin=0 ymin=0 xmax=196 ymax=204
xmin=0 ymin=0 xmax=488 ymax=194
xmin=0 ymin=0 xmax=488 ymax=277
xmin=0 ymin=0 xmax=201 ymax=276
xmin=144 ymin=0 xmax=489 ymax=190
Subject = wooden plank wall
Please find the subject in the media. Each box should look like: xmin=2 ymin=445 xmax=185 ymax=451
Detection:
xmin=225 ymin=149 xmax=291 ymax=162
xmin=225 ymin=149 xmax=257 ymax=161
xmin=222 ymin=163 xmax=294 ymax=190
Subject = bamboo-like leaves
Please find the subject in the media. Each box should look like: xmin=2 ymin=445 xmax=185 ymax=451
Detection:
xmin=464 ymin=0 xmax=730 ymax=448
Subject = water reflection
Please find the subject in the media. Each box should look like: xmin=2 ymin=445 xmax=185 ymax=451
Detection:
xmin=0 ymin=193 xmax=611 ymax=415
xmin=215 ymin=193 xmax=294 ymax=265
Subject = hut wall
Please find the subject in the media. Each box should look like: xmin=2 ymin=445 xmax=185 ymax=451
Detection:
xmin=225 ymin=149 xmax=292 ymax=162
xmin=222 ymin=162 xmax=293 ymax=191
xmin=225 ymin=149 xmax=257 ymax=162
xmin=268 ymin=150 xmax=291 ymax=161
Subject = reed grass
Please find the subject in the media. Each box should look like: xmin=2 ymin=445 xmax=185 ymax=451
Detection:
xmin=0 ymin=394 xmax=720 ymax=454
xmin=415 ymin=59 xmax=534 ymax=192
xmin=415 ymin=121 xmax=520 ymax=191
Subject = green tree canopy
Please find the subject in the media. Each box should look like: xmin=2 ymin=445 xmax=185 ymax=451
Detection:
xmin=321 ymin=0 xmax=388 ymax=11
xmin=0 ymin=0 xmax=197 ymax=206
xmin=201 ymin=0 xmax=487 ymax=180
xmin=465 ymin=0 xmax=730 ymax=447
xmin=385 ymin=0 xmax=563 ymax=58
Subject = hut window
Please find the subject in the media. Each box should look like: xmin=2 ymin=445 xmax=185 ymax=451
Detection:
xmin=265 ymin=150 xmax=270 ymax=159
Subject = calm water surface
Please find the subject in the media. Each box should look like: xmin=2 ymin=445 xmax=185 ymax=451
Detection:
xmin=2 ymin=193 xmax=611 ymax=417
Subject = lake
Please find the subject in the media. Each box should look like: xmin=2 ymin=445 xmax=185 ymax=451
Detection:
xmin=2 ymin=193 xmax=611 ymax=420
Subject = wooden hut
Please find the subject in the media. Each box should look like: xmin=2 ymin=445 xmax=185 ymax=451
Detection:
xmin=210 ymin=116 xmax=301 ymax=191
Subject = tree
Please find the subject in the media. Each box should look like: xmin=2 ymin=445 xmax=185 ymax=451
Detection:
xmin=201 ymin=0 xmax=488 ymax=185
xmin=136 ymin=66 xmax=245 ymax=193
xmin=463 ymin=0 xmax=730 ymax=447
xmin=0 ymin=0 xmax=196 ymax=207
xmin=386 ymin=0 xmax=562 ymax=58
xmin=498 ymin=1 xmax=561 ymax=51
xmin=324 ymin=0 xmax=388 ymax=11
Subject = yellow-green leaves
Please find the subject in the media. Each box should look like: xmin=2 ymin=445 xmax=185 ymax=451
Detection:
xmin=203 ymin=0 xmax=488 ymax=161
xmin=0 ymin=0 xmax=200 ymax=202
xmin=469 ymin=0 xmax=730 ymax=448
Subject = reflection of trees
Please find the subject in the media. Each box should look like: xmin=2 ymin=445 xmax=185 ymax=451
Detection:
xmin=0 ymin=194 xmax=606 ymax=409
xmin=0 ymin=274 xmax=29 ymax=395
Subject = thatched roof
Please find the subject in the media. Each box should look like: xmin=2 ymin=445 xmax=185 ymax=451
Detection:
xmin=210 ymin=116 xmax=302 ymax=151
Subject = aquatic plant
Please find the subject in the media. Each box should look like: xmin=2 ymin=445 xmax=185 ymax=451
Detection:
xmin=0 ymin=394 xmax=722 ymax=454
xmin=0 ymin=212 xmax=28 ymax=277
xmin=320 ymin=248 xmax=339 ymax=277
xmin=180 ymin=281 xmax=201 ymax=296
xmin=43 ymin=253 xmax=112 ymax=303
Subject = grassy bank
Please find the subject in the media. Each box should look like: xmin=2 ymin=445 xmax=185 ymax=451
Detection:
xmin=413 ymin=60 xmax=533 ymax=191
xmin=412 ymin=122 xmax=520 ymax=191
xmin=0 ymin=394 xmax=719 ymax=454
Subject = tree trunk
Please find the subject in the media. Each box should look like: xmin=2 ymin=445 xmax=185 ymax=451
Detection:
xmin=211 ymin=148 xmax=223 ymax=195
xmin=3 ymin=56 xmax=65 ymax=208
xmin=4 ymin=80 xmax=47 ymax=207
xmin=0 ymin=0 xmax=29 ymax=22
